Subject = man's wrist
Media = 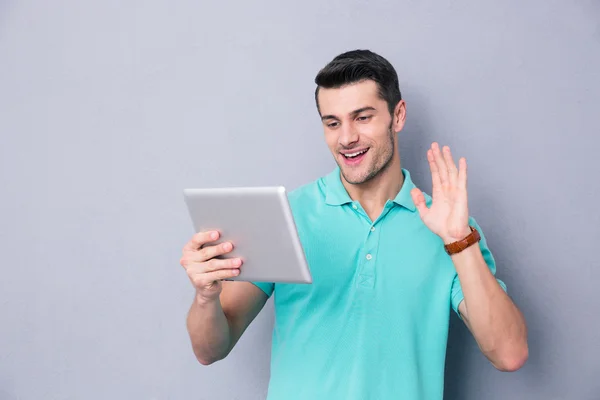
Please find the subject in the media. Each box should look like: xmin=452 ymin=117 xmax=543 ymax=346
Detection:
xmin=442 ymin=226 xmax=472 ymax=244
xmin=443 ymin=225 xmax=481 ymax=256
xmin=194 ymin=292 xmax=221 ymax=308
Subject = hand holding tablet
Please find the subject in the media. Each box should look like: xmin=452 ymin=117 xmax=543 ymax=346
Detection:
xmin=181 ymin=186 xmax=312 ymax=286
xmin=179 ymin=230 xmax=245 ymax=302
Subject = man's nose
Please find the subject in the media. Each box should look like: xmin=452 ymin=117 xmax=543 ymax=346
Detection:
xmin=339 ymin=125 xmax=359 ymax=147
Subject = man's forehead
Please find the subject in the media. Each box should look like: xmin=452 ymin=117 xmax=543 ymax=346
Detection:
xmin=318 ymin=80 xmax=384 ymax=116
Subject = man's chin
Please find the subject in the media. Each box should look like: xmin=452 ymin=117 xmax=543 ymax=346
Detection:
xmin=340 ymin=169 xmax=369 ymax=185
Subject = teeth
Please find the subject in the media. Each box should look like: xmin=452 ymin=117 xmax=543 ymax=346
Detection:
xmin=344 ymin=149 xmax=367 ymax=158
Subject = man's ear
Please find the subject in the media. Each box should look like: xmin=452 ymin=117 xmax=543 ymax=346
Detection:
xmin=392 ymin=100 xmax=407 ymax=132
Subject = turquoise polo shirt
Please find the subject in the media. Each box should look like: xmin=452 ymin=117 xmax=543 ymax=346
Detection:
xmin=253 ymin=167 xmax=506 ymax=400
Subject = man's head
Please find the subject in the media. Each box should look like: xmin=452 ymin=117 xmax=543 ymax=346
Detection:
xmin=314 ymin=49 xmax=406 ymax=185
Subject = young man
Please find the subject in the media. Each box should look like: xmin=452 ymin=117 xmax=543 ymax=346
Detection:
xmin=180 ymin=49 xmax=528 ymax=399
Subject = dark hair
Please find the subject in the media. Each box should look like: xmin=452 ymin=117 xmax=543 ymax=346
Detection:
xmin=314 ymin=49 xmax=402 ymax=116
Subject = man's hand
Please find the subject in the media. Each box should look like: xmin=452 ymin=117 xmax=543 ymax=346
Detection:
xmin=410 ymin=142 xmax=471 ymax=244
xmin=180 ymin=231 xmax=243 ymax=303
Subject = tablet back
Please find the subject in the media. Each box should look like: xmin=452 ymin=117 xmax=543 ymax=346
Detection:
xmin=183 ymin=186 xmax=312 ymax=284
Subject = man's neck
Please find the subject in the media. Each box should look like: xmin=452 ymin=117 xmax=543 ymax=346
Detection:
xmin=341 ymin=155 xmax=404 ymax=221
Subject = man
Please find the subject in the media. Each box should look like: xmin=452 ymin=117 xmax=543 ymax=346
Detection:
xmin=180 ymin=49 xmax=528 ymax=399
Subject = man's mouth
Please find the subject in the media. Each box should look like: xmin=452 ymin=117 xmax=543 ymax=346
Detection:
xmin=340 ymin=148 xmax=369 ymax=165
xmin=341 ymin=148 xmax=369 ymax=159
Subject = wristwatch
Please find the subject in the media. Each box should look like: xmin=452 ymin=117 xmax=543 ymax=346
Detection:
xmin=444 ymin=226 xmax=481 ymax=255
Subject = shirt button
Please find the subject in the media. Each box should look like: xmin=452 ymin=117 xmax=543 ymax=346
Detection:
xmin=370 ymin=227 xmax=375 ymax=232
xmin=366 ymin=254 xmax=372 ymax=260
xmin=352 ymin=204 xmax=358 ymax=210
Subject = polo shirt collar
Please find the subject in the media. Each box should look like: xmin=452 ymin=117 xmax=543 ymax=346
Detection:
xmin=392 ymin=168 xmax=417 ymax=212
xmin=324 ymin=166 xmax=417 ymax=212
xmin=324 ymin=167 xmax=353 ymax=206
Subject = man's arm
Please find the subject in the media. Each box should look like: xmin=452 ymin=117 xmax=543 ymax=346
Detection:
xmin=180 ymin=229 xmax=270 ymax=366
xmin=187 ymin=281 xmax=268 ymax=365
xmin=409 ymin=141 xmax=528 ymax=372
xmin=453 ymin=245 xmax=528 ymax=372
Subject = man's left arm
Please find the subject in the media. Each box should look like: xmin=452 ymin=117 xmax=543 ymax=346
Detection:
xmin=450 ymin=229 xmax=528 ymax=372
xmin=410 ymin=141 xmax=528 ymax=372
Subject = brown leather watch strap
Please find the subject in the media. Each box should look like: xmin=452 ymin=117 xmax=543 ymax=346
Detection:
xmin=444 ymin=226 xmax=481 ymax=255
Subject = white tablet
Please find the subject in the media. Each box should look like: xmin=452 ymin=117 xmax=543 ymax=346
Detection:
xmin=183 ymin=186 xmax=312 ymax=284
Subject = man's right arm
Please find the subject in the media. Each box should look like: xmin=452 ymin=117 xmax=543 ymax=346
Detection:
xmin=186 ymin=281 xmax=268 ymax=365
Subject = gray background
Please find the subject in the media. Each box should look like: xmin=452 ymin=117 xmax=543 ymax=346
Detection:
xmin=1 ymin=0 xmax=598 ymax=399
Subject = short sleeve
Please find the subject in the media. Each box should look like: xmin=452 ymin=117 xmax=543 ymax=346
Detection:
xmin=451 ymin=216 xmax=508 ymax=318
xmin=252 ymin=281 xmax=274 ymax=297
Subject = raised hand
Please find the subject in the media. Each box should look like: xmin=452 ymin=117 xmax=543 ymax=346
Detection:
xmin=410 ymin=142 xmax=471 ymax=244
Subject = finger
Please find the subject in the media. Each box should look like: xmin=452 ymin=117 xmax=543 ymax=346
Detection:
xmin=410 ymin=188 xmax=429 ymax=218
xmin=190 ymin=268 xmax=240 ymax=288
xmin=457 ymin=157 xmax=467 ymax=189
xmin=203 ymin=257 xmax=243 ymax=273
xmin=432 ymin=142 xmax=449 ymax=185
xmin=183 ymin=230 xmax=220 ymax=251
xmin=198 ymin=268 xmax=241 ymax=284
xmin=442 ymin=146 xmax=458 ymax=187
xmin=181 ymin=249 xmax=242 ymax=269
xmin=199 ymin=241 xmax=235 ymax=262
xmin=427 ymin=149 xmax=442 ymax=192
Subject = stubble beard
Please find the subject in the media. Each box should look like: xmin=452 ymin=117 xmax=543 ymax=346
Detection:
xmin=339 ymin=126 xmax=396 ymax=185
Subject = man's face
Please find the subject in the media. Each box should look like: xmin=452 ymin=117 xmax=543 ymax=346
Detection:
xmin=318 ymin=80 xmax=404 ymax=185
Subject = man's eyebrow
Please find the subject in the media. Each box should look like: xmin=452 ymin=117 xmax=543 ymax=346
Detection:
xmin=350 ymin=106 xmax=377 ymax=117
xmin=321 ymin=106 xmax=377 ymax=121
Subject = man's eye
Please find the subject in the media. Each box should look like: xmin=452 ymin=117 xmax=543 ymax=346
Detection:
xmin=327 ymin=122 xmax=339 ymax=128
xmin=357 ymin=115 xmax=372 ymax=121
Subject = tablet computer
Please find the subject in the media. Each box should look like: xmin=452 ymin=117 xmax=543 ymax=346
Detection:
xmin=183 ymin=186 xmax=312 ymax=284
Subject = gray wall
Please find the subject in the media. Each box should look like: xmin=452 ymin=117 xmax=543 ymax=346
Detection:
xmin=1 ymin=0 xmax=598 ymax=399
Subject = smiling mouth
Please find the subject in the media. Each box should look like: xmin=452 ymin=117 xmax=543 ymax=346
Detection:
xmin=341 ymin=149 xmax=369 ymax=159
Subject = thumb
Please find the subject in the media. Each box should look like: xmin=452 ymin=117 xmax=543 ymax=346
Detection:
xmin=410 ymin=188 xmax=429 ymax=218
